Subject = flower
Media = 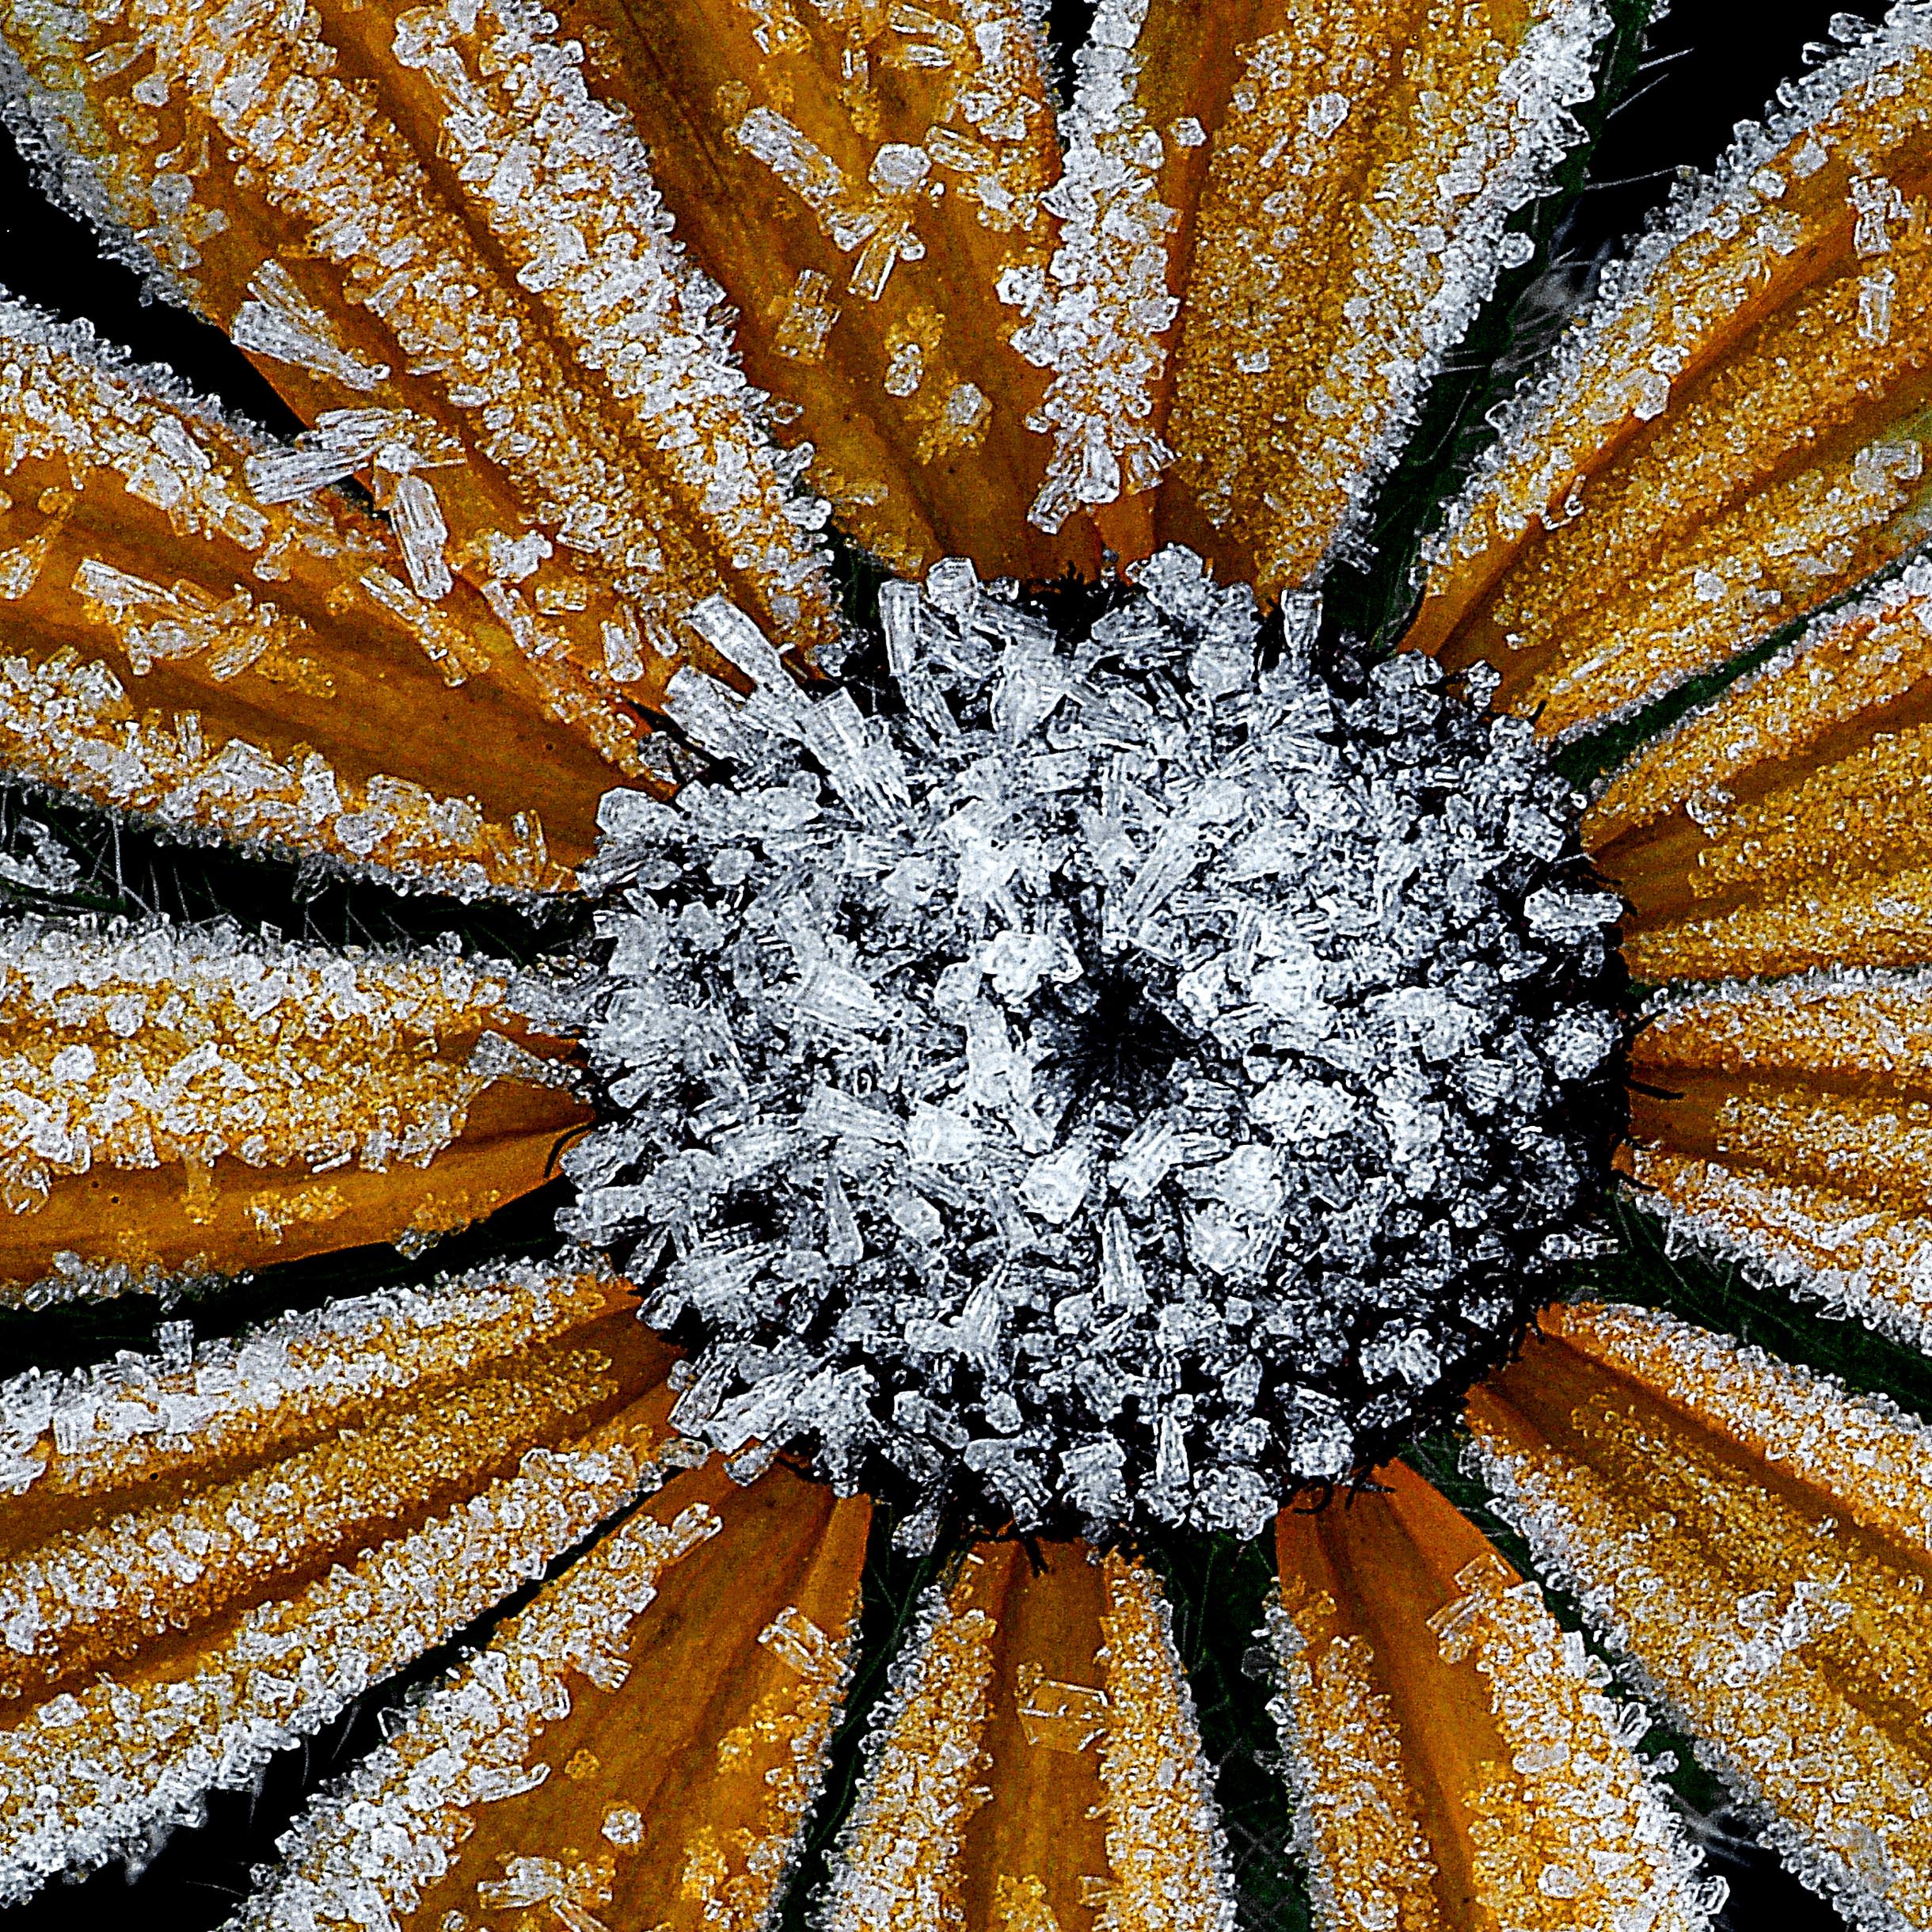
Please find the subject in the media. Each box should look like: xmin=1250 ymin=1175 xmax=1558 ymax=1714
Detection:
xmin=0 ymin=0 xmax=1926 ymax=1928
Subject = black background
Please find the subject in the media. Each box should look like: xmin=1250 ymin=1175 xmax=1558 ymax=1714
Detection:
xmin=0 ymin=2 xmax=1894 ymax=1927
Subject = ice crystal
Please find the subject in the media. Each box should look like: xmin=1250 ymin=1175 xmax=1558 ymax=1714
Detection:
xmin=553 ymin=546 xmax=1624 ymax=1536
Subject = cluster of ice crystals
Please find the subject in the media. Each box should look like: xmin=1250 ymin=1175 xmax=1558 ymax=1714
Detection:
xmin=1006 ymin=0 xmax=1177 ymax=531
xmin=0 ymin=812 xmax=78 ymax=898
xmin=560 ymin=547 xmax=1622 ymax=1537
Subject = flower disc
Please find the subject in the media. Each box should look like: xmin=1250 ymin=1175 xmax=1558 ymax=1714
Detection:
xmin=562 ymin=548 xmax=1626 ymax=1540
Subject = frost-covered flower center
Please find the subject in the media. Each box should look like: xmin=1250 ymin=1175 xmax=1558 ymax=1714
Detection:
xmin=562 ymin=547 xmax=1623 ymax=1541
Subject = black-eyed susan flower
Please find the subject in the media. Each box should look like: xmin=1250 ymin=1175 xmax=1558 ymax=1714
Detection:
xmin=0 ymin=0 xmax=1926 ymax=1928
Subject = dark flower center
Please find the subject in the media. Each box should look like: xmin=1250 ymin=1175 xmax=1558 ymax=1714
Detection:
xmin=560 ymin=547 xmax=1627 ymax=1544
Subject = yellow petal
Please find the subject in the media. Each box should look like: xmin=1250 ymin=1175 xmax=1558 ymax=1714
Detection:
xmin=0 ymin=0 xmax=839 ymax=710
xmin=822 ymin=1540 xmax=1233 ymax=1932
xmin=1409 ymin=22 xmax=1932 ymax=737
xmin=0 ymin=302 xmax=641 ymax=891
xmin=1620 ymin=970 xmax=1932 ymax=1348
xmin=1470 ymin=1303 xmax=1932 ymax=1930
xmin=535 ymin=0 xmax=1080 ymax=581
xmin=0 ymin=916 xmax=589 ymax=1304
xmin=0 ymin=1268 xmax=688 ymax=1900
xmin=1589 ymin=560 xmax=1932 ymax=979
xmin=238 ymin=1461 xmax=868 ymax=1932
xmin=1630 ymin=975 xmax=1932 ymax=1206
xmin=1272 ymin=1459 xmax=1716 ymax=1932
xmin=1150 ymin=0 xmax=1610 ymax=596
xmin=1001 ymin=0 xmax=1179 ymax=563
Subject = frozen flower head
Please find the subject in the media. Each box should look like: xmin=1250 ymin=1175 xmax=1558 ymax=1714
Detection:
xmin=12 ymin=0 xmax=1932 ymax=1915
xmin=563 ymin=546 xmax=1626 ymax=1540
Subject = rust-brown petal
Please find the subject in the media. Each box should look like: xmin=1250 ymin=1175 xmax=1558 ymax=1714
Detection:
xmin=1271 ymin=1459 xmax=1714 ymax=1932
xmin=235 ymin=1460 xmax=869 ymax=1932
xmin=0 ymin=1260 xmax=689 ymax=1900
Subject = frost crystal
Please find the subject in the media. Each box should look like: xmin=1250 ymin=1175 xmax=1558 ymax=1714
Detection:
xmin=559 ymin=548 xmax=1624 ymax=1536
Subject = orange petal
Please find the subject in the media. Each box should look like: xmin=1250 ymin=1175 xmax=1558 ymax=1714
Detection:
xmin=0 ymin=1258 xmax=645 ymax=1542
xmin=0 ymin=1266 xmax=688 ymax=1900
xmin=0 ymin=0 xmax=840 ymax=709
xmin=0 ymin=1264 xmax=667 ymax=1704
xmin=240 ymin=1461 xmax=868 ymax=1932
xmin=1618 ymin=1141 xmax=1932 ymax=1356
xmin=1588 ymin=561 xmax=1932 ymax=979
xmin=1619 ymin=970 xmax=1932 ymax=1350
xmin=1408 ymin=23 xmax=1932 ymax=737
xmin=529 ymin=0 xmax=1081 ymax=582
xmin=1622 ymin=1135 xmax=1932 ymax=1352
xmin=0 ymin=302 xmax=647 ymax=891
xmin=1151 ymin=0 xmax=1611 ymax=597
xmin=1271 ymin=1461 xmax=1716 ymax=1932
xmin=822 ymin=1540 xmax=1233 ymax=1932
xmin=0 ymin=916 xmax=591 ymax=1304
xmin=1538 ymin=1300 xmax=1932 ymax=1558
xmin=1470 ymin=1303 xmax=1932 ymax=1928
